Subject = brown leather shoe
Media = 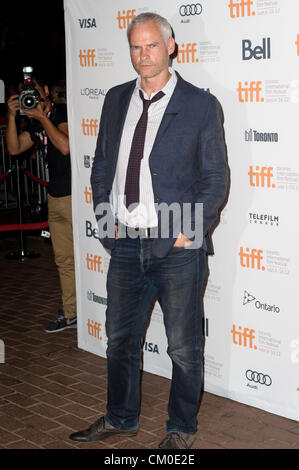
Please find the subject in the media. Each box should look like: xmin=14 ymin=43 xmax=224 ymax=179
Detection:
xmin=69 ymin=416 xmax=138 ymax=442
xmin=158 ymin=432 xmax=195 ymax=449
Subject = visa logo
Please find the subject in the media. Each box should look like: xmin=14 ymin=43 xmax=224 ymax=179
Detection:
xmin=78 ymin=18 xmax=97 ymax=29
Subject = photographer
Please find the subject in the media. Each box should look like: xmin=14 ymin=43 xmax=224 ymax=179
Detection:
xmin=6 ymin=72 xmax=77 ymax=333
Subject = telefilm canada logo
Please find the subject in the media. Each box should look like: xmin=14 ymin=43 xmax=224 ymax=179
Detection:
xmin=248 ymin=211 xmax=279 ymax=227
xmin=243 ymin=290 xmax=280 ymax=314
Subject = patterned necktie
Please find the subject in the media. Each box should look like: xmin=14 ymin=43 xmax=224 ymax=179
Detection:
xmin=124 ymin=89 xmax=165 ymax=212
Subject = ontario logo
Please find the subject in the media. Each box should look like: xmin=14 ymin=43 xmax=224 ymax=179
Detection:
xmin=243 ymin=290 xmax=280 ymax=313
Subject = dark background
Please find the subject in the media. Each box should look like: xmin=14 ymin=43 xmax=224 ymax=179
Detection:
xmin=0 ymin=0 xmax=66 ymax=95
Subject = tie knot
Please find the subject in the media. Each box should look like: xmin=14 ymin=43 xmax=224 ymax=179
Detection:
xmin=139 ymin=90 xmax=165 ymax=109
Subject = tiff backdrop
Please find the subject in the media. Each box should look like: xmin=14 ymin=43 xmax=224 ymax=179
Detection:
xmin=64 ymin=0 xmax=299 ymax=421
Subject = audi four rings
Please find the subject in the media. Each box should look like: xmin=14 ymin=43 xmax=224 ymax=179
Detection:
xmin=246 ymin=370 xmax=272 ymax=386
xmin=179 ymin=4 xmax=203 ymax=16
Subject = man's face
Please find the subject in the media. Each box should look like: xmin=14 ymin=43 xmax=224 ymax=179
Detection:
xmin=129 ymin=20 xmax=174 ymax=80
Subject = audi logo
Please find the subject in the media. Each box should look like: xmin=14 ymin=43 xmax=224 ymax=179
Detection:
xmin=246 ymin=370 xmax=272 ymax=386
xmin=179 ymin=4 xmax=203 ymax=16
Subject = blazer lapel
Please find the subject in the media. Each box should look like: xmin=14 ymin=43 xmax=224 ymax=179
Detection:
xmin=111 ymin=81 xmax=135 ymax=171
xmin=151 ymin=74 xmax=185 ymax=149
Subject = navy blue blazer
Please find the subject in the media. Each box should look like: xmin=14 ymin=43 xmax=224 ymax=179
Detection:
xmin=91 ymin=72 xmax=228 ymax=258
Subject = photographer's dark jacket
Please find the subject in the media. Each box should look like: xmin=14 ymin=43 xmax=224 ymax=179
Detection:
xmin=25 ymin=103 xmax=71 ymax=198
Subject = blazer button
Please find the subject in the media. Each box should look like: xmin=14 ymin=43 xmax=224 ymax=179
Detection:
xmin=106 ymin=190 xmax=111 ymax=196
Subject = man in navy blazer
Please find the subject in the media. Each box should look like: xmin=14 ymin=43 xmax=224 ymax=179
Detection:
xmin=70 ymin=12 xmax=228 ymax=449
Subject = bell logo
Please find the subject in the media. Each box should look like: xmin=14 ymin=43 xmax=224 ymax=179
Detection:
xmin=86 ymin=253 xmax=103 ymax=273
xmin=117 ymin=9 xmax=136 ymax=29
xmin=239 ymin=247 xmax=265 ymax=270
xmin=248 ymin=166 xmax=275 ymax=188
xmin=237 ymin=81 xmax=263 ymax=102
xmin=82 ymin=118 xmax=99 ymax=136
xmin=176 ymin=43 xmax=198 ymax=64
xmin=228 ymin=0 xmax=255 ymax=18
xmin=231 ymin=324 xmax=257 ymax=349
xmin=242 ymin=38 xmax=271 ymax=60
xmin=295 ymin=34 xmax=299 ymax=56
xmin=84 ymin=186 xmax=92 ymax=204
xmin=78 ymin=49 xmax=97 ymax=67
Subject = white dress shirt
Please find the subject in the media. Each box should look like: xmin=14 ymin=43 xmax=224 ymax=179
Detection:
xmin=111 ymin=68 xmax=177 ymax=228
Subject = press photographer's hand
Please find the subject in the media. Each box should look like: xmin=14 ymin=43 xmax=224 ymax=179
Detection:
xmin=7 ymin=95 xmax=20 ymax=118
xmin=23 ymin=101 xmax=47 ymax=121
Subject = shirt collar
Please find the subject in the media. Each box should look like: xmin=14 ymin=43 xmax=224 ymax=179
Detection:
xmin=135 ymin=67 xmax=177 ymax=100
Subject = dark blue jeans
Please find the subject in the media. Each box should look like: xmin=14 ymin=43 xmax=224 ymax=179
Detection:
xmin=105 ymin=236 xmax=207 ymax=434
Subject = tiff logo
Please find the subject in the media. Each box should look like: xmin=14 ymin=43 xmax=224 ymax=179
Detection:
xmin=87 ymin=319 xmax=103 ymax=340
xmin=242 ymin=38 xmax=271 ymax=60
xmin=231 ymin=324 xmax=257 ymax=349
xmin=86 ymin=253 xmax=103 ymax=273
xmin=117 ymin=9 xmax=136 ymax=29
xmin=237 ymin=81 xmax=263 ymax=102
xmin=82 ymin=118 xmax=99 ymax=136
xmin=239 ymin=247 xmax=265 ymax=270
xmin=79 ymin=49 xmax=97 ymax=67
xmin=228 ymin=0 xmax=255 ymax=18
xmin=84 ymin=186 xmax=92 ymax=204
xmin=176 ymin=43 xmax=198 ymax=64
xmin=248 ymin=166 xmax=275 ymax=188
xmin=295 ymin=34 xmax=299 ymax=56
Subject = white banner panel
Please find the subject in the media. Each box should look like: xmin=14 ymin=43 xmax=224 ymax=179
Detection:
xmin=64 ymin=0 xmax=299 ymax=421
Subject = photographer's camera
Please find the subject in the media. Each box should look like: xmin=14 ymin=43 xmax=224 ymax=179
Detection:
xmin=19 ymin=66 xmax=41 ymax=114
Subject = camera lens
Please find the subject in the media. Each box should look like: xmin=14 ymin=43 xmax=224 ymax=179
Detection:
xmin=23 ymin=95 xmax=35 ymax=109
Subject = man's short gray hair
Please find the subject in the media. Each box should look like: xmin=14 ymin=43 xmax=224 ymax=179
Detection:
xmin=127 ymin=12 xmax=173 ymax=45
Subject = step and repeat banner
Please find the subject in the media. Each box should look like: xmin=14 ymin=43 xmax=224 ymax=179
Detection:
xmin=64 ymin=0 xmax=299 ymax=421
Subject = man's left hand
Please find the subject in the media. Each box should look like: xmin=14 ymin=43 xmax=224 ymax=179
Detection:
xmin=174 ymin=233 xmax=192 ymax=248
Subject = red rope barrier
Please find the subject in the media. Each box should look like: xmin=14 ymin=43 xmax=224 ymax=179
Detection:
xmin=0 ymin=222 xmax=49 ymax=232
xmin=24 ymin=170 xmax=48 ymax=187
xmin=0 ymin=171 xmax=9 ymax=182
